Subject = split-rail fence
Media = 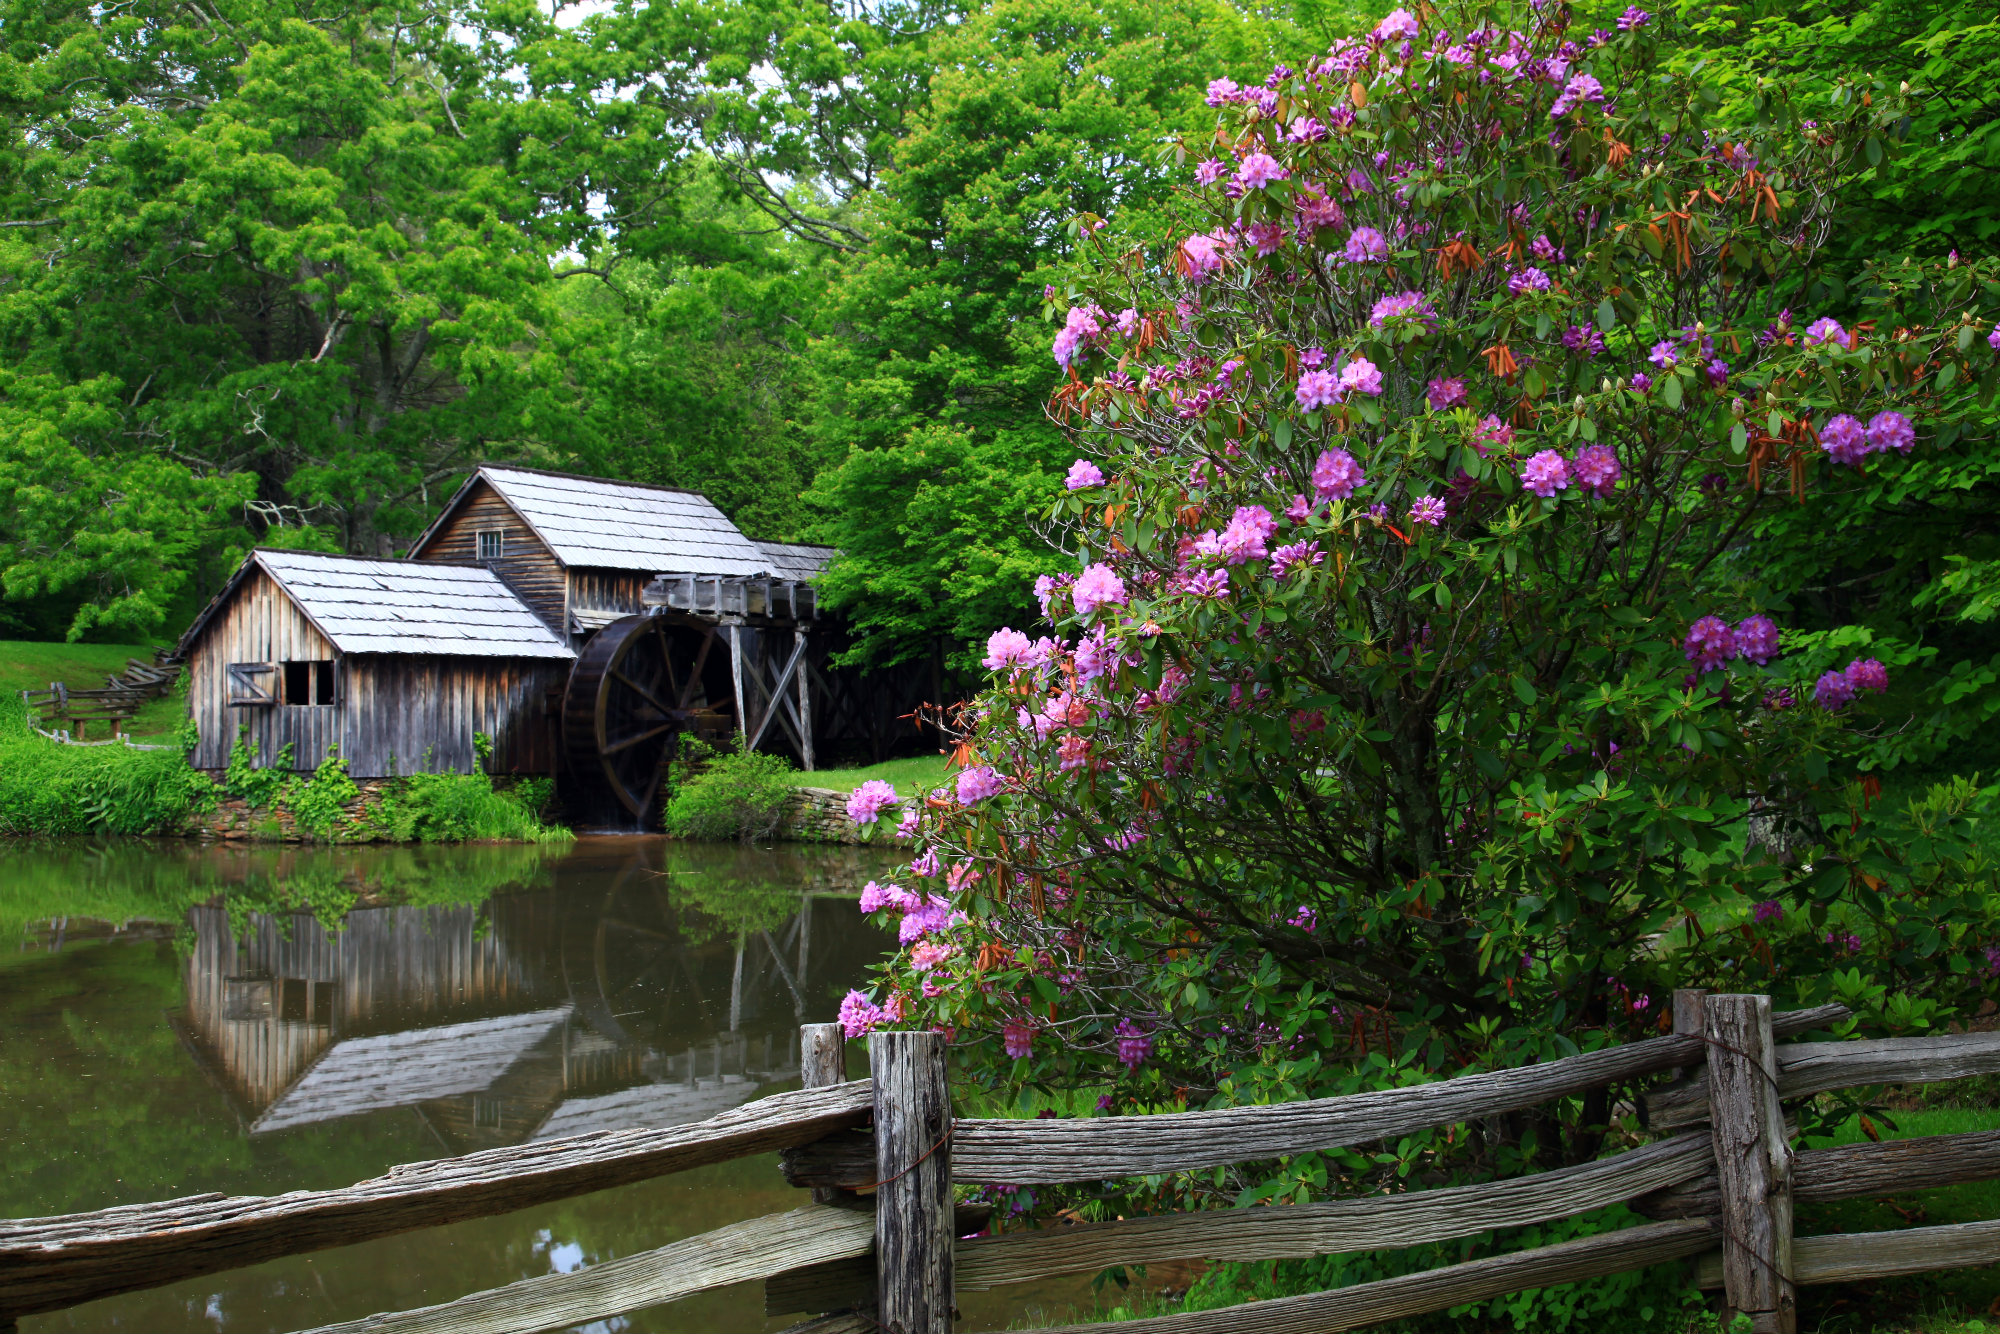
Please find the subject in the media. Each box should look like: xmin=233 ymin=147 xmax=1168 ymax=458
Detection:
xmin=7 ymin=992 xmax=2000 ymax=1333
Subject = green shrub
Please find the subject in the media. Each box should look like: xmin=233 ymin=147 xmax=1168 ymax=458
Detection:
xmin=222 ymin=727 xmax=292 ymax=808
xmin=284 ymin=749 xmax=360 ymax=840
xmin=663 ymin=741 xmax=796 ymax=842
xmin=371 ymin=770 xmax=571 ymax=843
xmin=0 ymin=711 xmax=215 ymax=835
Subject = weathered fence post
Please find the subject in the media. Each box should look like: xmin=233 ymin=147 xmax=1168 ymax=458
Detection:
xmin=799 ymin=1022 xmax=847 ymax=1206
xmin=1705 ymin=993 xmax=1795 ymax=1333
xmin=870 ymin=1029 xmax=952 ymax=1334
xmin=1672 ymin=987 xmax=1709 ymax=1079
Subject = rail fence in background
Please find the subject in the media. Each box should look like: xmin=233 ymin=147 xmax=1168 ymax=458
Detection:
xmin=6 ymin=993 xmax=2000 ymax=1333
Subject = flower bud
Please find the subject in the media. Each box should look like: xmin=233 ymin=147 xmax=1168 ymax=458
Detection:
xmin=1600 ymin=377 xmax=1612 ymax=394
xmin=1573 ymin=394 xmax=1586 ymax=415
xmin=1731 ymin=396 xmax=1746 ymax=419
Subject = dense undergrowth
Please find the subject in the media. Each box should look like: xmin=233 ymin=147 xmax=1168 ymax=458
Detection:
xmin=663 ymin=740 xmax=798 ymax=842
xmin=0 ymin=712 xmax=568 ymax=842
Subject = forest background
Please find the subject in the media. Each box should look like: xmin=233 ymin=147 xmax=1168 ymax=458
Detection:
xmin=2 ymin=0 xmax=1999 ymax=772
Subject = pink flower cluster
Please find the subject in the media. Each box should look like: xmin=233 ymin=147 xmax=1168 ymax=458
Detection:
xmin=1820 ymin=411 xmax=1916 ymax=466
xmin=1071 ymin=563 xmax=1127 ymax=616
xmin=957 ymin=765 xmax=1004 ymax=804
xmin=1114 ymin=1018 xmax=1154 ymax=1070
xmin=845 ymin=780 xmax=899 ymax=825
xmin=983 ymin=627 xmax=1044 ymax=671
xmin=1684 ymin=614 xmax=1784 ymax=672
xmin=1520 ymin=449 xmax=1570 ymax=497
xmin=1312 ymin=448 xmax=1368 ymax=501
xmin=1066 ymin=458 xmax=1106 ymax=490
xmin=1195 ymin=505 xmax=1276 ymax=565
xmin=1814 ymin=657 xmax=1890 ymax=710
xmin=1003 ymin=1019 xmax=1035 ymax=1060
xmin=1367 ymin=290 xmax=1437 ymax=332
xmin=839 ymin=988 xmax=906 ymax=1039
xmin=1050 ymin=303 xmax=1104 ymax=369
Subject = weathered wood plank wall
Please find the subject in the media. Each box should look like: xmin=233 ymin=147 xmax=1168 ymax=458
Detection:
xmin=187 ymin=568 xmax=342 ymax=771
xmin=343 ymin=657 xmax=566 ymax=777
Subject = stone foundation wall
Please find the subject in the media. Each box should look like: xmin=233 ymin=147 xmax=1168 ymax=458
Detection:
xmin=778 ymin=786 xmax=903 ymax=844
xmin=190 ymin=776 xmax=399 ymax=842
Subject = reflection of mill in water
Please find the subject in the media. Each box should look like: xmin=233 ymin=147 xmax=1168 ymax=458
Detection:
xmin=175 ymin=847 xmax=880 ymax=1152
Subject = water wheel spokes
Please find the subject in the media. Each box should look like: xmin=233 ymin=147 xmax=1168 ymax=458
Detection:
xmin=564 ymin=614 xmax=692 ymax=818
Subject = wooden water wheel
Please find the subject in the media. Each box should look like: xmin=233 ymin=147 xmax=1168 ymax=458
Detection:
xmin=563 ymin=614 xmax=693 ymax=817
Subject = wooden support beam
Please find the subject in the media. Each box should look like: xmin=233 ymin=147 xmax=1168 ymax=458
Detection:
xmin=1706 ymin=994 xmax=1795 ymax=1333
xmin=796 ymin=628 xmax=814 ymax=771
xmin=871 ymin=1031 xmax=952 ymax=1334
xmin=729 ymin=625 xmax=747 ymax=743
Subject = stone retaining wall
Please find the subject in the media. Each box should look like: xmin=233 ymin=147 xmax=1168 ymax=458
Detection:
xmin=778 ymin=786 xmax=903 ymax=844
xmin=192 ymin=776 xmax=400 ymax=842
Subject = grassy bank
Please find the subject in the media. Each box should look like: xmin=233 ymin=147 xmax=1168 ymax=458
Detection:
xmin=1 ymin=639 xmax=184 ymax=737
xmin=806 ymin=754 xmax=953 ymax=796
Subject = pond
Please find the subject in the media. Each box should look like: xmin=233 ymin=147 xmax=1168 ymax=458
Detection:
xmin=0 ymin=836 xmax=1094 ymax=1332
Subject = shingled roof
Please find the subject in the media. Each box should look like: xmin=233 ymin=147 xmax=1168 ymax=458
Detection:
xmin=472 ymin=466 xmax=773 ymax=576
xmin=177 ymin=550 xmax=576 ymax=660
xmin=755 ymin=540 xmax=837 ymax=583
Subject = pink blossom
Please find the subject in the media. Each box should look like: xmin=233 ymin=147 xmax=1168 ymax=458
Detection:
xmin=1194 ymin=158 xmax=1228 ymax=185
xmin=1073 ymin=630 xmax=1111 ymax=681
xmin=1058 ymin=733 xmax=1090 ymax=771
xmin=1804 ymin=317 xmax=1846 ymax=348
xmin=1182 ymin=233 xmax=1226 ymax=281
xmin=1050 ymin=303 xmax=1104 ymax=369
xmin=1200 ymin=505 xmax=1275 ymax=565
xmin=1814 ymin=670 xmax=1857 ymax=711
xmin=1549 ymin=72 xmax=1605 ymax=118
xmin=1003 ymin=1020 xmax=1035 ymax=1060
xmin=1114 ymin=1018 xmax=1154 ymax=1069
xmin=1296 ymin=369 xmax=1343 ymax=411
xmin=983 ymin=627 xmax=1035 ymax=670
xmin=1072 ymin=562 xmax=1127 ymax=617
xmin=1683 ymin=615 xmax=1736 ymax=672
xmin=1312 ymin=448 xmax=1368 ymax=501
xmin=910 ymin=940 xmax=955 ymax=973
xmin=1520 ymin=448 xmax=1571 ymax=497
xmin=1368 ymin=290 xmax=1437 ymax=330
xmin=1734 ymin=615 xmax=1781 ymax=665
xmin=1185 ymin=569 xmax=1231 ymax=599
xmin=1752 ymin=899 xmax=1784 ymax=924
xmin=1374 ymin=7 xmax=1420 ymax=39
xmin=1475 ymin=415 xmax=1513 ymax=454
xmin=896 ymin=808 xmax=919 ymax=840
xmin=910 ymin=849 xmax=940 ymax=877
xmin=1409 ymin=496 xmax=1447 ymax=526
xmin=1866 ymin=411 xmax=1915 ymax=455
xmin=1115 ymin=308 xmax=1140 ymax=337
xmin=858 ymin=880 xmax=896 ymax=913
xmin=1245 ymin=221 xmax=1288 ymax=255
xmin=1285 ymin=493 xmax=1314 ymax=522
xmin=1572 ymin=444 xmax=1621 ymax=497
xmin=1989 ymin=323 xmax=2000 ymax=351
xmin=1234 ymin=152 xmax=1289 ymax=190
xmin=1507 ymin=267 xmax=1551 ymax=295
xmin=956 ymin=765 xmax=1003 ymax=804
xmin=839 ymin=990 xmax=885 ymax=1039
xmin=1065 ymin=458 xmax=1106 ymax=490
xmin=1820 ymin=413 xmax=1869 ymax=466
xmin=1270 ymin=539 xmax=1323 ymax=577
xmin=1845 ymin=657 xmax=1889 ymax=693
xmin=1427 ymin=376 xmax=1467 ymax=410
xmin=1204 ymin=78 xmax=1241 ymax=106
xmin=846 ymin=779 xmax=900 ymax=825
xmin=1338 ymin=356 xmax=1384 ymax=396
xmin=1343 ymin=226 xmax=1389 ymax=262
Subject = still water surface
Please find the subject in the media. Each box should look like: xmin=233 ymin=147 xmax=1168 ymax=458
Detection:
xmin=0 ymin=836 xmax=1091 ymax=1332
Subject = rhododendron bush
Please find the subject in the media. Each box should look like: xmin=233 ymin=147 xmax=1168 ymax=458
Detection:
xmin=850 ymin=1 xmax=2000 ymax=1193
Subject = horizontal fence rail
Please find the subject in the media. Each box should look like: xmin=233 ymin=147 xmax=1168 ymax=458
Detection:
xmin=776 ymin=1004 xmax=1845 ymax=1188
xmin=300 ymin=1205 xmax=875 ymax=1334
xmin=1646 ymin=1029 xmax=2000 ymax=1130
xmin=0 ymin=1081 xmax=871 ymax=1318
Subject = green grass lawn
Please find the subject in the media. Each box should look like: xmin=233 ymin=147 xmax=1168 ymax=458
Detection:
xmin=803 ymin=753 xmax=954 ymax=797
xmin=0 ymin=640 xmax=185 ymax=738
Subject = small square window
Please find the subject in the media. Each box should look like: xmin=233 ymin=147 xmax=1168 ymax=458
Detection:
xmin=281 ymin=660 xmax=334 ymax=705
xmin=477 ymin=530 xmax=505 ymax=562
xmin=474 ymin=1095 xmax=503 ymax=1129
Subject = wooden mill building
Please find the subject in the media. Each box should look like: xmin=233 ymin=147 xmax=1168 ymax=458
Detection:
xmin=176 ymin=467 xmax=931 ymax=816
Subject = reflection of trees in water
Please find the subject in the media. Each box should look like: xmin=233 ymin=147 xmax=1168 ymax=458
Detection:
xmin=174 ymin=838 xmax=894 ymax=1154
